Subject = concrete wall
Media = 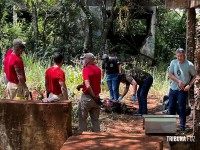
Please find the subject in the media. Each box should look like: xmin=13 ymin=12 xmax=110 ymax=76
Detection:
xmin=140 ymin=6 xmax=156 ymax=59
xmin=0 ymin=100 xmax=72 ymax=150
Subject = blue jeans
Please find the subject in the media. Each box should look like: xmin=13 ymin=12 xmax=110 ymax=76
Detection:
xmin=106 ymin=73 xmax=120 ymax=101
xmin=137 ymin=76 xmax=153 ymax=114
xmin=168 ymin=89 xmax=188 ymax=129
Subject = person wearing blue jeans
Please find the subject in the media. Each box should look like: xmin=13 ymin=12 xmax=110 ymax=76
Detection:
xmin=106 ymin=73 xmax=120 ymax=100
xmin=118 ymin=69 xmax=153 ymax=115
xmin=168 ymin=48 xmax=196 ymax=133
xmin=101 ymin=54 xmax=122 ymax=101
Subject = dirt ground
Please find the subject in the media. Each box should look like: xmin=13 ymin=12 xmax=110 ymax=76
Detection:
xmin=31 ymin=89 xmax=194 ymax=150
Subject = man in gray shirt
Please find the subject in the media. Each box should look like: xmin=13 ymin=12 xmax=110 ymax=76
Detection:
xmin=168 ymin=48 xmax=196 ymax=133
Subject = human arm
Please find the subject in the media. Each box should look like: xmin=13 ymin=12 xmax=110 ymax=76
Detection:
xmin=118 ymin=64 xmax=122 ymax=73
xmin=59 ymin=81 xmax=68 ymax=100
xmin=15 ymin=67 xmax=27 ymax=89
xmin=15 ymin=67 xmax=29 ymax=97
xmin=184 ymin=75 xmax=196 ymax=92
xmin=84 ymin=80 xmax=96 ymax=98
xmin=168 ymin=72 xmax=184 ymax=90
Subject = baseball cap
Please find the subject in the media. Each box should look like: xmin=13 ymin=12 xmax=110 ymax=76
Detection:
xmin=83 ymin=53 xmax=95 ymax=59
xmin=13 ymin=38 xmax=26 ymax=47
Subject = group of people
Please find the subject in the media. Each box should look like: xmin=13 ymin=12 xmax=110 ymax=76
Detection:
xmin=2 ymin=38 xmax=196 ymax=133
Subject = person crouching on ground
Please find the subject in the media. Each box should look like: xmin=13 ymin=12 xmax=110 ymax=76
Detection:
xmin=77 ymin=53 xmax=102 ymax=132
xmin=118 ymin=69 xmax=153 ymax=115
xmin=42 ymin=52 xmax=69 ymax=103
xmin=5 ymin=38 xmax=29 ymax=100
xmin=168 ymin=48 xmax=196 ymax=133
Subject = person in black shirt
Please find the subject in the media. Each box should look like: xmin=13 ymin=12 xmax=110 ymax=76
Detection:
xmin=118 ymin=68 xmax=153 ymax=115
xmin=101 ymin=54 xmax=122 ymax=101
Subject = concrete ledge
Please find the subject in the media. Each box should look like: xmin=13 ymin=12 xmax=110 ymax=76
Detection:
xmin=0 ymin=99 xmax=72 ymax=150
xmin=60 ymin=132 xmax=163 ymax=150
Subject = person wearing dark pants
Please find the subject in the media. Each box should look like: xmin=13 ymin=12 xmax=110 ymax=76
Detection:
xmin=168 ymin=48 xmax=196 ymax=133
xmin=118 ymin=69 xmax=153 ymax=115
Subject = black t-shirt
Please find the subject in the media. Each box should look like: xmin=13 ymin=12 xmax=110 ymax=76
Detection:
xmin=102 ymin=57 xmax=121 ymax=74
xmin=125 ymin=68 xmax=151 ymax=85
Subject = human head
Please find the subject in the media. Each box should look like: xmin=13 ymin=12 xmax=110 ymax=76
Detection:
xmin=53 ymin=52 xmax=64 ymax=66
xmin=82 ymin=48 xmax=88 ymax=54
xmin=118 ymin=73 xmax=126 ymax=83
xmin=102 ymin=54 xmax=109 ymax=62
xmin=83 ymin=53 xmax=95 ymax=66
xmin=13 ymin=38 xmax=26 ymax=56
xmin=176 ymin=48 xmax=185 ymax=64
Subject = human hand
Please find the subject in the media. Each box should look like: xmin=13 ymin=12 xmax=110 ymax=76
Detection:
xmin=118 ymin=96 xmax=123 ymax=101
xmin=178 ymin=80 xmax=184 ymax=90
xmin=101 ymin=79 xmax=104 ymax=85
xmin=184 ymin=84 xmax=190 ymax=92
xmin=76 ymin=84 xmax=83 ymax=91
xmin=132 ymin=95 xmax=137 ymax=102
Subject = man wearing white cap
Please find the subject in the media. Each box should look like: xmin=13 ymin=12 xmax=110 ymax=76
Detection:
xmin=77 ymin=53 xmax=102 ymax=132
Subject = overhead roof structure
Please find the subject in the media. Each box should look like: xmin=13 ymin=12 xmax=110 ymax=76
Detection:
xmin=165 ymin=0 xmax=200 ymax=8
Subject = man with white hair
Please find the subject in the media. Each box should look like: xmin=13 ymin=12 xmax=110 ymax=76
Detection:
xmin=168 ymin=48 xmax=196 ymax=133
xmin=77 ymin=53 xmax=102 ymax=132
xmin=5 ymin=38 xmax=29 ymax=100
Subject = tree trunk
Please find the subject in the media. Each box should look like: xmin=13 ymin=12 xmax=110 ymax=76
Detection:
xmin=186 ymin=8 xmax=196 ymax=106
xmin=31 ymin=0 xmax=39 ymax=52
xmin=79 ymin=0 xmax=93 ymax=51
xmin=13 ymin=5 xmax=17 ymax=26
xmin=100 ymin=0 xmax=117 ymax=53
xmin=194 ymin=21 xmax=200 ymax=149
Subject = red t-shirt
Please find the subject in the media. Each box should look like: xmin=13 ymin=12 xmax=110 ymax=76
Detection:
xmin=3 ymin=48 xmax=13 ymax=73
xmin=45 ymin=66 xmax=65 ymax=95
xmin=5 ymin=53 xmax=26 ymax=84
xmin=4 ymin=49 xmax=13 ymax=58
xmin=82 ymin=65 xmax=101 ymax=95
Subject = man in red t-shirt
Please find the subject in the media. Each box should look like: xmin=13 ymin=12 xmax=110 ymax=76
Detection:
xmin=42 ymin=52 xmax=68 ymax=103
xmin=77 ymin=53 xmax=101 ymax=132
xmin=3 ymin=48 xmax=12 ymax=84
xmin=5 ymin=38 xmax=29 ymax=100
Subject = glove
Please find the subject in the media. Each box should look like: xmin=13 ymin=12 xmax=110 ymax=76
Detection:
xmin=132 ymin=95 xmax=136 ymax=102
xmin=118 ymin=96 xmax=123 ymax=101
xmin=101 ymin=79 xmax=104 ymax=85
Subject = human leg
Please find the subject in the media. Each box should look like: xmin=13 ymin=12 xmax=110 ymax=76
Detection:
xmin=177 ymin=91 xmax=188 ymax=129
xmin=106 ymin=74 xmax=114 ymax=100
xmin=89 ymin=102 xmax=101 ymax=132
xmin=112 ymin=74 xmax=120 ymax=101
xmin=139 ymin=76 xmax=153 ymax=114
xmin=78 ymin=94 xmax=89 ymax=132
xmin=168 ymin=89 xmax=178 ymax=115
xmin=7 ymin=82 xmax=18 ymax=99
xmin=137 ymin=86 xmax=142 ymax=114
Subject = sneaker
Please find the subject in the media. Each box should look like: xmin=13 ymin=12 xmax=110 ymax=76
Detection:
xmin=180 ymin=128 xmax=186 ymax=134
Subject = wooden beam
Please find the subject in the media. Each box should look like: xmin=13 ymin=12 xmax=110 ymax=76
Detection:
xmin=190 ymin=0 xmax=200 ymax=8
xmin=165 ymin=0 xmax=190 ymax=8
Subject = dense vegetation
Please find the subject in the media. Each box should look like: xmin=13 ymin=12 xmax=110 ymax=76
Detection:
xmin=0 ymin=0 xmax=186 ymax=100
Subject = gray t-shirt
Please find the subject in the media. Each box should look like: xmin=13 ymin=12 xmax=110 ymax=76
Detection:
xmin=169 ymin=59 xmax=195 ymax=90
